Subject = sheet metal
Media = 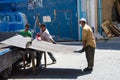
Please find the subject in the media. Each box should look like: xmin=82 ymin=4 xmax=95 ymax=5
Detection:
xmin=0 ymin=35 xmax=79 ymax=53
xmin=1 ymin=35 xmax=31 ymax=49
xmin=29 ymin=39 xmax=78 ymax=53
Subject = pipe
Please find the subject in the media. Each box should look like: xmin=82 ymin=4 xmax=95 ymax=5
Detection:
xmin=77 ymin=0 xmax=80 ymax=40
xmin=77 ymin=0 xmax=82 ymax=40
xmin=98 ymin=0 xmax=102 ymax=34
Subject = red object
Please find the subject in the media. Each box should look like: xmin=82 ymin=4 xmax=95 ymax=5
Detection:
xmin=36 ymin=33 xmax=41 ymax=41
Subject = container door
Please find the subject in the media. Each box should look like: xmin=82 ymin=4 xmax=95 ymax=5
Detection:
xmin=54 ymin=10 xmax=73 ymax=41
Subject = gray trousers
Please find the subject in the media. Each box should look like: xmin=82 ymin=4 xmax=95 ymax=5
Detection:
xmin=36 ymin=51 xmax=56 ymax=66
xmin=85 ymin=45 xmax=95 ymax=68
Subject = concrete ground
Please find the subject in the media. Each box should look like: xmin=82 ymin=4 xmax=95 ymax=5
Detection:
xmin=7 ymin=37 xmax=120 ymax=80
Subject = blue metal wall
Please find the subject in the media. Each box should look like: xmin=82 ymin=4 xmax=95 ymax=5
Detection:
xmin=22 ymin=0 xmax=78 ymax=41
xmin=0 ymin=0 xmax=78 ymax=41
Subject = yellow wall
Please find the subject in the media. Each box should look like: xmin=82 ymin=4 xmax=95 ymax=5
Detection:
xmin=102 ymin=0 xmax=115 ymax=21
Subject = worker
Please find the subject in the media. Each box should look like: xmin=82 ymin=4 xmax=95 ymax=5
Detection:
xmin=19 ymin=23 xmax=32 ymax=65
xmin=79 ymin=18 xmax=96 ymax=72
xmin=36 ymin=21 xmax=56 ymax=68
xmin=20 ymin=24 xmax=32 ymax=37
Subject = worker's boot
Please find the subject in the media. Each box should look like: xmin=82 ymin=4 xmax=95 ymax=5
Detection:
xmin=52 ymin=60 xmax=56 ymax=64
xmin=83 ymin=67 xmax=93 ymax=72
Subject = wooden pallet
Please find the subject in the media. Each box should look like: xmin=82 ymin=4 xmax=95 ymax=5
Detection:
xmin=109 ymin=25 xmax=120 ymax=36
xmin=101 ymin=20 xmax=114 ymax=38
xmin=102 ymin=20 xmax=120 ymax=37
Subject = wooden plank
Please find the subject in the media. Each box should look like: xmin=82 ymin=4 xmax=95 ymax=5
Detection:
xmin=109 ymin=25 xmax=120 ymax=36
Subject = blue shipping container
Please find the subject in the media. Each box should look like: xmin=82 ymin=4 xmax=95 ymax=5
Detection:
xmin=0 ymin=0 xmax=78 ymax=41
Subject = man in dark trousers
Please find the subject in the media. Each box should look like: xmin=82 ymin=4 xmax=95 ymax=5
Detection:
xmin=36 ymin=21 xmax=56 ymax=68
xmin=79 ymin=18 xmax=96 ymax=72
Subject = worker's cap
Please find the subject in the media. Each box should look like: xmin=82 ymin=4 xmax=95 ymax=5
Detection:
xmin=79 ymin=18 xmax=86 ymax=23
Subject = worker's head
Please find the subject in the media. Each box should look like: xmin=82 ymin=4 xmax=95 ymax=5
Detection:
xmin=79 ymin=18 xmax=86 ymax=27
xmin=40 ymin=23 xmax=46 ymax=32
xmin=25 ymin=23 xmax=30 ymax=31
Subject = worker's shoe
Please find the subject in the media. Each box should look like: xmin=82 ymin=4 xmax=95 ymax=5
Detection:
xmin=52 ymin=60 xmax=56 ymax=64
xmin=36 ymin=61 xmax=44 ymax=69
xmin=83 ymin=67 xmax=93 ymax=72
xmin=36 ymin=62 xmax=41 ymax=67
xmin=36 ymin=64 xmax=43 ymax=69
xmin=25 ymin=63 xmax=30 ymax=67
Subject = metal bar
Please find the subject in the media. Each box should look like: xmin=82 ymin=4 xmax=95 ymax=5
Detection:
xmin=77 ymin=0 xmax=80 ymax=40
xmin=98 ymin=0 xmax=103 ymax=34
xmin=22 ymin=53 xmax=26 ymax=70
xmin=44 ymin=51 xmax=47 ymax=68
xmin=31 ymin=51 xmax=36 ymax=74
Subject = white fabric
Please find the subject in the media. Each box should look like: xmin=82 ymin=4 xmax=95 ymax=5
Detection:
xmin=40 ymin=29 xmax=54 ymax=43
xmin=80 ymin=18 xmax=86 ymax=23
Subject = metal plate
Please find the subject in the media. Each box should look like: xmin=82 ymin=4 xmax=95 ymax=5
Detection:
xmin=29 ymin=39 xmax=79 ymax=53
xmin=1 ymin=35 xmax=31 ymax=49
xmin=1 ymin=35 xmax=79 ymax=53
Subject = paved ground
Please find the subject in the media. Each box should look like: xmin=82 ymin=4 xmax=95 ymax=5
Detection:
xmin=7 ymin=37 xmax=120 ymax=80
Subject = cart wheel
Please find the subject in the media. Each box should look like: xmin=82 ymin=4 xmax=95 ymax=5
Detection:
xmin=2 ymin=65 xmax=12 ymax=78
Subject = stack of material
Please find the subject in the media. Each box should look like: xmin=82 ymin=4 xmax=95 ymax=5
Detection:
xmin=102 ymin=20 xmax=120 ymax=38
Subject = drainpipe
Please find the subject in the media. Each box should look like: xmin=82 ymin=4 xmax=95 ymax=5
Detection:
xmin=98 ymin=0 xmax=102 ymax=34
xmin=77 ymin=0 xmax=82 ymax=40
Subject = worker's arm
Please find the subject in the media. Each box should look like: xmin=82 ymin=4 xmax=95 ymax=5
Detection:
xmin=50 ymin=39 xmax=56 ymax=44
xmin=82 ymin=28 xmax=88 ymax=49
xmin=82 ymin=40 xmax=86 ymax=48
xmin=36 ymin=18 xmax=41 ymax=27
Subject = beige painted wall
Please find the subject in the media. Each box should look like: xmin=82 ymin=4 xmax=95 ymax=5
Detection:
xmin=102 ymin=0 xmax=115 ymax=21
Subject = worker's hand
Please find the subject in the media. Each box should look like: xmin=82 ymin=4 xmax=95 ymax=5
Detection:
xmin=26 ymin=40 xmax=33 ymax=48
xmin=74 ymin=48 xmax=85 ymax=53
xmin=37 ymin=37 xmax=41 ymax=41
xmin=53 ymin=41 xmax=56 ymax=44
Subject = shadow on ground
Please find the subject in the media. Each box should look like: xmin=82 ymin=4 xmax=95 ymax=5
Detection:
xmin=63 ymin=41 xmax=120 ymax=50
xmin=9 ymin=67 xmax=92 ymax=79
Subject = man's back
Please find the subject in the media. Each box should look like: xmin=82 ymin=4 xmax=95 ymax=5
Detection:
xmin=82 ymin=24 xmax=96 ymax=48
